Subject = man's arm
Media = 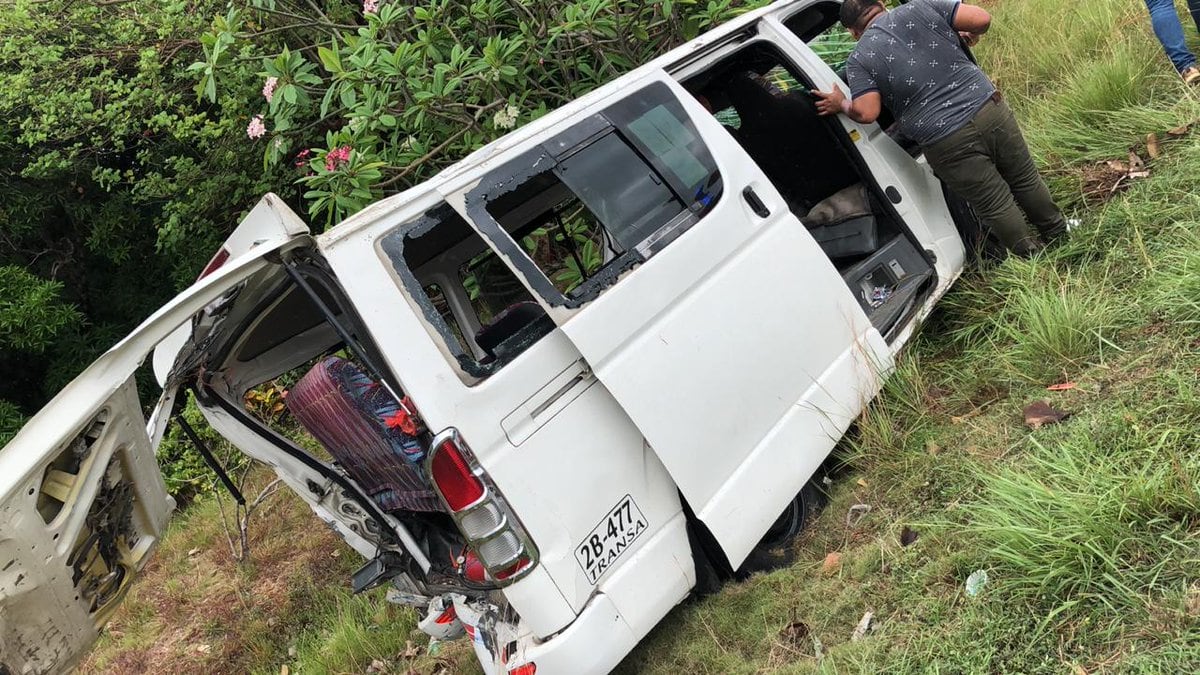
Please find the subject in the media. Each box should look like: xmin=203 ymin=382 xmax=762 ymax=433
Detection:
xmin=953 ymin=3 xmax=991 ymax=35
xmin=813 ymin=88 xmax=882 ymax=124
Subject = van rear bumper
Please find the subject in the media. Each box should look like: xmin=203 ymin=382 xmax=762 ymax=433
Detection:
xmin=503 ymin=512 xmax=694 ymax=674
xmin=443 ymin=512 xmax=694 ymax=673
xmin=505 ymin=592 xmax=638 ymax=675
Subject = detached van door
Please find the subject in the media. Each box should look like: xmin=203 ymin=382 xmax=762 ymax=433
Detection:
xmin=457 ymin=74 xmax=892 ymax=568
xmin=0 ymin=194 xmax=307 ymax=675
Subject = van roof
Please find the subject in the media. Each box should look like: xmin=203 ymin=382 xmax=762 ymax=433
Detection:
xmin=317 ymin=0 xmax=796 ymax=246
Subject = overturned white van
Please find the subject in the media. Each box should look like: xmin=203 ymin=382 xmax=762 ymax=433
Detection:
xmin=0 ymin=1 xmax=985 ymax=673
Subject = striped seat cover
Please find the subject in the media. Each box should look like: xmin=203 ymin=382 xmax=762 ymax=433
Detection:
xmin=287 ymin=356 xmax=443 ymax=513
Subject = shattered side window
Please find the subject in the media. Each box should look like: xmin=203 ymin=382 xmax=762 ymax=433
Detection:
xmin=423 ymin=283 xmax=469 ymax=353
xmin=466 ymin=81 xmax=723 ymax=308
xmin=379 ymin=203 xmax=554 ymax=383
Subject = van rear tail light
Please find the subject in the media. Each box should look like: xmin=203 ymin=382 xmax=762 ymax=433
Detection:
xmin=508 ymin=664 xmax=536 ymax=675
xmin=197 ymin=247 xmax=231 ymax=280
xmin=493 ymin=556 xmax=531 ymax=581
xmin=427 ymin=428 xmax=538 ymax=585
xmin=430 ymin=438 xmax=484 ymax=510
xmin=458 ymin=502 xmax=503 ymax=539
xmin=476 ymin=531 xmax=522 ymax=567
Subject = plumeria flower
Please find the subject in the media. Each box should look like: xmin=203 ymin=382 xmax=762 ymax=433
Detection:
xmin=246 ymin=114 xmax=266 ymax=140
xmin=262 ymin=76 xmax=278 ymax=103
xmin=324 ymin=145 xmax=352 ymax=171
xmin=492 ymin=104 xmax=520 ymax=130
xmin=363 ymin=0 xmax=379 ymax=14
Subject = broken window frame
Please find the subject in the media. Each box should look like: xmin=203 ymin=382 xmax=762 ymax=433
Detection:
xmin=379 ymin=203 xmax=554 ymax=383
xmin=464 ymin=81 xmax=725 ymax=309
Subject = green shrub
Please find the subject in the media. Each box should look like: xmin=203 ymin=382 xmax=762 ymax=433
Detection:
xmin=194 ymin=0 xmax=768 ymax=228
xmin=0 ymin=398 xmax=25 ymax=446
xmin=156 ymin=392 xmax=251 ymax=505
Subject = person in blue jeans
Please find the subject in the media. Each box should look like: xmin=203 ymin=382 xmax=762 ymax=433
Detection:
xmin=1144 ymin=0 xmax=1200 ymax=84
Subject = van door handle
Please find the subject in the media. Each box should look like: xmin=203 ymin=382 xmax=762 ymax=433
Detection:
xmin=742 ymin=186 xmax=770 ymax=218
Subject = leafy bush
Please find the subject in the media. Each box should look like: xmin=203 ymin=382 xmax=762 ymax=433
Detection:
xmin=0 ymin=399 xmax=25 ymax=447
xmin=157 ymin=392 xmax=251 ymax=505
xmin=194 ymin=0 xmax=767 ymax=227
xmin=0 ymin=0 xmax=293 ymax=419
xmin=0 ymin=266 xmax=82 ymax=352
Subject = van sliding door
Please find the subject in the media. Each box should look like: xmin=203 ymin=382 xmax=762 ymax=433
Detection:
xmin=453 ymin=73 xmax=892 ymax=568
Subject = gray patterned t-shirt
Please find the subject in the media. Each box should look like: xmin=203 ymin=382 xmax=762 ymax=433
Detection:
xmin=844 ymin=0 xmax=995 ymax=145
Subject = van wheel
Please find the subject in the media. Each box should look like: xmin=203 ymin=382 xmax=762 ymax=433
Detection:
xmin=759 ymin=481 xmax=821 ymax=549
xmin=737 ymin=481 xmax=823 ymax=577
xmin=943 ymin=184 xmax=1005 ymax=263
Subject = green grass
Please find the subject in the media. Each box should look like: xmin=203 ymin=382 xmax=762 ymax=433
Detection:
xmin=81 ymin=471 xmax=479 ymax=674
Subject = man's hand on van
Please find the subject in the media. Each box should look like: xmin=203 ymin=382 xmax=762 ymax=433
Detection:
xmin=813 ymin=88 xmax=846 ymax=117
xmin=814 ymin=88 xmax=881 ymax=125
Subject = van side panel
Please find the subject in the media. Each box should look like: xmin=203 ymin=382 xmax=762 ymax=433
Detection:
xmin=323 ymin=213 xmax=690 ymax=637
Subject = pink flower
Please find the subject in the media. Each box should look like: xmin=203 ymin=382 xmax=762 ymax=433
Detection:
xmin=294 ymin=148 xmax=312 ymax=168
xmin=262 ymin=76 xmax=278 ymax=103
xmin=363 ymin=0 xmax=379 ymax=14
xmin=246 ymin=115 xmax=266 ymax=140
xmin=324 ymin=145 xmax=352 ymax=171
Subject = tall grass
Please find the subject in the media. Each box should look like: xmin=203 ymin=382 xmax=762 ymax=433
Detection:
xmin=1149 ymin=226 xmax=1200 ymax=323
xmin=276 ymin=594 xmax=422 ymax=675
xmin=941 ymin=260 xmax=1126 ymax=382
xmin=995 ymin=273 xmax=1121 ymax=381
xmin=963 ymin=431 xmax=1200 ymax=625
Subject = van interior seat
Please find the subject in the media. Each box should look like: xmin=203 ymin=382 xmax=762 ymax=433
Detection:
xmin=803 ymin=183 xmax=880 ymax=261
xmin=287 ymin=356 xmax=445 ymax=513
xmin=474 ymin=301 xmax=548 ymax=359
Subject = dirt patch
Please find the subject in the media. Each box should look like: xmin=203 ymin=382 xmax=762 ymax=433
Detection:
xmin=78 ymin=488 xmax=350 ymax=674
xmin=1078 ymin=160 xmax=1144 ymax=205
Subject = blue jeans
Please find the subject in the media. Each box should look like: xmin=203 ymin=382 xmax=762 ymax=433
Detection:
xmin=1145 ymin=0 xmax=1200 ymax=71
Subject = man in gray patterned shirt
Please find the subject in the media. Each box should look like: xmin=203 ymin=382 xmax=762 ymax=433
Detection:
xmin=815 ymin=0 xmax=1066 ymax=256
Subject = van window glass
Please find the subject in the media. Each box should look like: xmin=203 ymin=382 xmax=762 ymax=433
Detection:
xmin=380 ymin=203 xmax=553 ymax=382
xmin=472 ymin=81 xmax=721 ymax=306
xmin=808 ymin=25 xmax=855 ymax=72
xmin=625 ymin=106 xmax=710 ymax=188
xmin=782 ymin=2 xmax=855 ymax=73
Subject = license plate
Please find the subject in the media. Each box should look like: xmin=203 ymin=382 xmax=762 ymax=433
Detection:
xmin=575 ymin=494 xmax=648 ymax=584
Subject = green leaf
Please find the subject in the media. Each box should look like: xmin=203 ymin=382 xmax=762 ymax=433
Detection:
xmin=203 ymin=74 xmax=216 ymax=103
xmin=318 ymin=45 xmax=343 ymax=73
xmin=320 ymin=86 xmax=337 ymax=117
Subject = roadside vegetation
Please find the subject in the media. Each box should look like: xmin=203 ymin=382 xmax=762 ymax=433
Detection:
xmin=65 ymin=0 xmax=1200 ymax=672
xmin=622 ymin=0 xmax=1200 ymax=671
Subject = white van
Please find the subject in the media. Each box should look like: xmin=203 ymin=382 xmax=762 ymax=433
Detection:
xmin=0 ymin=1 xmax=983 ymax=673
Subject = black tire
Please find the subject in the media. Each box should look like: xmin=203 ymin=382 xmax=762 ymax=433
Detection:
xmin=943 ymin=183 xmax=1006 ymax=263
xmin=736 ymin=481 xmax=824 ymax=577
xmin=757 ymin=480 xmax=822 ymax=549
xmin=681 ymin=495 xmax=734 ymax=598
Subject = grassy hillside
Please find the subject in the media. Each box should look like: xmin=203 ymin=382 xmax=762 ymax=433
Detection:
xmin=84 ymin=0 xmax=1200 ymax=672
xmin=621 ymin=0 xmax=1200 ymax=671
